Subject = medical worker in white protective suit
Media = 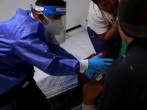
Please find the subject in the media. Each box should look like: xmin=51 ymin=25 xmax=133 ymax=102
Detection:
xmin=0 ymin=0 xmax=113 ymax=109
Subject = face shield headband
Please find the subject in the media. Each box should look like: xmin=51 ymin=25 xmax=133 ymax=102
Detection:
xmin=34 ymin=5 xmax=66 ymax=15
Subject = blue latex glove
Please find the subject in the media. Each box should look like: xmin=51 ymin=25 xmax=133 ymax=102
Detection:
xmin=88 ymin=53 xmax=113 ymax=73
xmin=83 ymin=69 xmax=96 ymax=80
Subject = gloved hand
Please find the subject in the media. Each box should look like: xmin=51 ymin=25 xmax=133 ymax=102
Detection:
xmin=83 ymin=69 xmax=96 ymax=81
xmin=88 ymin=53 xmax=113 ymax=73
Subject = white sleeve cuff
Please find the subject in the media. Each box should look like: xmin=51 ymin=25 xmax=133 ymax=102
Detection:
xmin=79 ymin=60 xmax=88 ymax=73
xmin=81 ymin=103 xmax=96 ymax=110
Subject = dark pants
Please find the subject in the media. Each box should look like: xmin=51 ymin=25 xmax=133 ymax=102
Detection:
xmin=87 ymin=27 xmax=121 ymax=60
xmin=0 ymin=79 xmax=51 ymax=110
xmin=87 ymin=27 xmax=108 ymax=53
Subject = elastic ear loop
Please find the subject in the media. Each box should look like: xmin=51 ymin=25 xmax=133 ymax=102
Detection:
xmin=37 ymin=12 xmax=46 ymax=25
xmin=41 ymin=12 xmax=49 ymax=22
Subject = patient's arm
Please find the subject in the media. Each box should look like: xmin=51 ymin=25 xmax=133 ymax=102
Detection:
xmin=82 ymin=81 xmax=104 ymax=105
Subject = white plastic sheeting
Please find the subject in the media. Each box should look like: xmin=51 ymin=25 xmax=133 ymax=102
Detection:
xmin=34 ymin=27 xmax=95 ymax=99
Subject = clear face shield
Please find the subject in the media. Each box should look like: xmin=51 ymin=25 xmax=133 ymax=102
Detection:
xmin=34 ymin=5 xmax=66 ymax=44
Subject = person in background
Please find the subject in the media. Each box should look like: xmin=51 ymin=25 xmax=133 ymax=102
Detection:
xmin=82 ymin=0 xmax=147 ymax=109
xmin=80 ymin=0 xmax=121 ymax=108
xmin=0 ymin=0 xmax=113 ymax=109
xmin=87 ymin=0 xmax=122 ymax=60
xmin=81 ymin=0 xmax=128 ymax=106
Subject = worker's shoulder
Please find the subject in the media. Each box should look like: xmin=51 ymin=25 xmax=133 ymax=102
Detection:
xmin=15 ymin=8 xmax=43 ymax=35
xmin=15 ymin=8 xmax=40 ymax=27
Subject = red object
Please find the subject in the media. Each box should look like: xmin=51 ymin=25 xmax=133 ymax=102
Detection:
xmin=77 ymin=50 xmax=107 ymax=87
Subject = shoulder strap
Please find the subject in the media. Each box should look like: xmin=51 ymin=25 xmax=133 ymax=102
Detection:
xmin=93 ymin=3 xmax=112 ymax=28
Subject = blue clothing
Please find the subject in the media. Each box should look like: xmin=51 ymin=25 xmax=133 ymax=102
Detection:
xmin=87 ymin=27 xmax=121 ymax=60
xmin=0 ymin=8 xmax=80 ymax=95
xmin=87 ymin=27 xmax=108 ymax=53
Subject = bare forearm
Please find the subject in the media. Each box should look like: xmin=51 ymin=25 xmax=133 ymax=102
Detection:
xmin=99 ymin=22 xmax=119 ymax=42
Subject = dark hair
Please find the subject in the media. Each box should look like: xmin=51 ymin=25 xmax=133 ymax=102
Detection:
xmin=92 ymin=0 xmax=102 ymax=4
xmin=118 ymin=0 xmax=147 ymax=38
xmin=35 ymin=0 xmax=66 ymax=6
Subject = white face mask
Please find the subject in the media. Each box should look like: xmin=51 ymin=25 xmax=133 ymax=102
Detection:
xmin=43 ymin=15 xmax=66 ymax=44
xmin=44 ymin=15 xmax=64 ymax=35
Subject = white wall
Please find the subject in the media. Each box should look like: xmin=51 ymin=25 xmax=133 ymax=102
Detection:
xmin=0 ymin=0 xmax=90 ymax=29
xmin=0 ymin=0 xmax=35 ymax=22
xmin=64 ymin=0 xmax=90 ymax=29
